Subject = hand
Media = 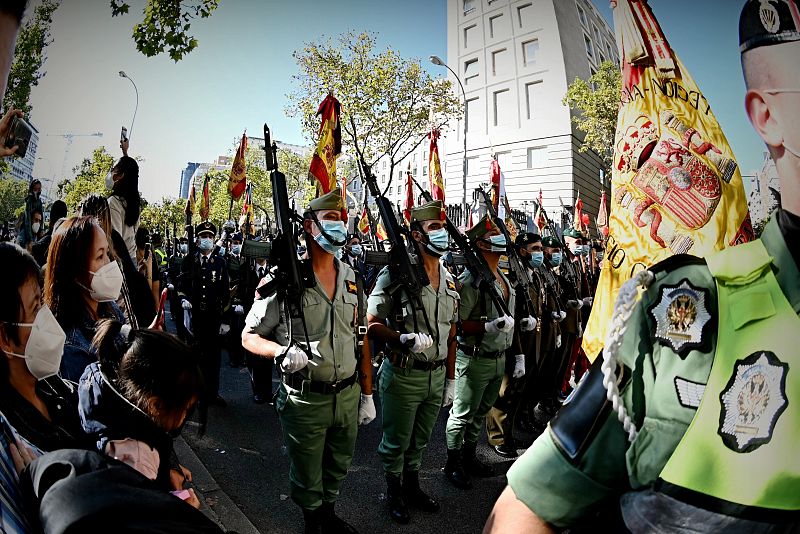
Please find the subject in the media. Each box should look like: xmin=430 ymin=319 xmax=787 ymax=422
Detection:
xmin=551 ymin=311 xmax=566 ymax=322
xmin=120 ymin=137 xmax=129 ymax=156
xmin=399 ymin=332 xmax=434 ymax=353
xmin=582 ymin=296 xmax=594 ymax=308
xmin=280 ymin=343 xmax=315 ymax=373
xmin=234 ymin=304 xmax=244 ymax=315
xmin=512 ymin=354 xmax=526 ymax=379
xmin=556 ymin=334 xmax=562 ymax=348
xmin=219 ymin=324 xmax=230 ymax=335
xmin=0 ymin=108 xmax=23 ymax=158
xmin=181 ymin=299 xmax=192 ymax=310
xmin=442 ymin=378 xmax=455 ymax=407
xmin=184 ymin=488 xmax=201 ymax=510
xmin=9 ymin=439 xmax=36 ymax=476
xmin=485 ymin=315 xmax=514 ymax=334
xmin=567 ymin=299 xmax=582 ymax=310
xmin=359 ymin=394 xmax=376 ymax=425
xmin=167 ymin=283 xmax=175 ymax=291
xmin=520 ymin=316 xmax=537 ymax=332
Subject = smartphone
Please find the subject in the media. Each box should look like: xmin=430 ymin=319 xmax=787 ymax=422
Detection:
xmin=4 ymin=116 xmax=33 ymax=159
xmin=120 ymin=126 xmax=128 ymax=143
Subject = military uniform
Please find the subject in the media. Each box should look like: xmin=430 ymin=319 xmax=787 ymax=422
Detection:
xmin=168 ymin=242 xmax=187 ymax=341
xmin=507 ymin=212 xmax=800 ymax=529
xmin=242 ymin=256 xmax=273 ymax=402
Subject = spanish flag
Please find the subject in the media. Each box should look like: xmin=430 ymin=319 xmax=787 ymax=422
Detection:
xmin=198 ymin=174 xmax=210 ymax=222
xmin=186 ymin=184 xmax=196 ymax=218
xmin=583 ymin=0 xmax=753 ymax=362
xmin=428 ymin=129 xmax=445 ymax=202
xmin=228 ymin=132 xmax=247 ymax=200
xmin=308 ymin=93 xmax=342 ymax=195
xmin=241 ymin=182 xmax=254 ymax=227
xmin=357 ymin=206 xmax=370 ymax=235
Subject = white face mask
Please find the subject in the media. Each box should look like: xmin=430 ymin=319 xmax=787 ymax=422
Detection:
xmin=7 ymin=304 xmax=66 ymax=380
xmin=104 ymin=169 xmax=115 ymax=189
xmin=31 ymin=222 xmax=41 ymax=234
xmin=87 ymin=261 xmax=124 ymax=302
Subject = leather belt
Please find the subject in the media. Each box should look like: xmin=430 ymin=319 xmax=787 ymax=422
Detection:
xmin=388 ymin=352 xmax=446 ymax=371
xmin=457 ymin=343 xmax=503 ymax=359
xmin=282 ymin=372 xmax=358 ymax=394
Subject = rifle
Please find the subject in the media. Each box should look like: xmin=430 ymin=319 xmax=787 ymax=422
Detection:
xmin=405 ymin=174 xmax=510 ymax=318
xmin=475 ymin=187 xmax=536 ymax=320
xmin=257 ymin=123 xmax=316 ymax=359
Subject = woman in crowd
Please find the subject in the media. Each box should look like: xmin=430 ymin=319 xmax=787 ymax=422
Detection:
xmin=0 ymin=242 xmax=88 ymax=453
xmin=17 ymin=179 xmax=43 ymax=251
xmin=44 ymin=216 xmax=126 ymax=382
xmin=31 ymin=199 xmax=67 ymax=267
xmin=107 ymin=139 xmax=140 ymax=264
xmin=80 ymin=319 xmax=202 ymax=506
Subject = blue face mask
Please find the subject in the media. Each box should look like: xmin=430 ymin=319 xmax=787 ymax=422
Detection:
xmin=314 ymin=220 xmax=347 ymax=255
xmin=179 ymin=244 xmax=188 ymax=254
xmin=487 ymin=234 xmax=507 ymax=253
xmin=528 ymin=251 xmax=544 ymax=268
xmin=550 ymin=252 xmax=562 ymax=266
xmin=232 ymin=245 xmax=242 ymax=256
xmin=349 ymin=244 xmax=363 ymax=257
xmin=199 ymin=237 xmax=214 ymax=252
xmin=426 ymin=228 xmax=449 ymax=255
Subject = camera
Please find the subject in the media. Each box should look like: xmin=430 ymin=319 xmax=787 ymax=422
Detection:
xmin=4 ymin=116 xmax=33 ymax=159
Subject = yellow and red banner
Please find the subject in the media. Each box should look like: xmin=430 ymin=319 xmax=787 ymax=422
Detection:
xmin=240 ymin=182 xmax=254 ymax=230
xmin=357 ymin=206 xmax=370 ymax=235
xmin=403 ymin=168 xmax=414 ymax=226
xmin=308 ymin=93 xmax=342 ymax=195
xmin=228 ymin=132 xmax=248 ymax=200
xmin=428 ymin=129 xmax=445 ymax=202
xmin=198 ymin=174 xmax=210 ymax=221
xmin=583 ymin=0 xmax=753 ymax=362
xmin=185 ymin=184 xmax=196 ymax=218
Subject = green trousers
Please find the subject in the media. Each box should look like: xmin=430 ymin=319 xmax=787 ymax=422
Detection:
xmin=377 ymin=360 xmax=445 ymax=475
xmin=445 ymin=352 xmax=506 ymax=450
xmin=276 ymin=380 xmax=360 ymax=510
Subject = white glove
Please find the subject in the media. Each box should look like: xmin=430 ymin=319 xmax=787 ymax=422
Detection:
xmin=167 ymin=283 xmax=175 ymax=291
xmin=181 ymin=299 xmax=192 ymax=310
xmin=512 ymin=354 xmax=526 ymax=379
xmin=183 ymin=309 xmax=192 ymax=336
xmin=279 ymin=344 xmax=311 ymax=373
xmin=520 ymin=316 xmax=538 ymax=332
xmin=399 ymin=332 xmax=434 ymax=353
xmin=567 ymin=299 xmax=582 ymax=310
xmin=485 ymin=315 xmax=514 ymax=334
xmin=442 ymin=378 xmax=455 ymax=407
xmin=219 ymin=324 xmax=230 ymax=335
xmin=359 ymin=394 xmax=376 ymax=425
xmin=234 ymin=305 xmax=245 ymax=315
xmin=556 ymin=334 xmax=562 ymax=348
xmin=582 ymin=297 xmax=594 ymax=308
xmin=551 ymin=311 xmax=566 ymax=322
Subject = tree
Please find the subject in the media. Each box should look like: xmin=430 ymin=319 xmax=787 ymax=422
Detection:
xmin=562 ymin=60 xmax=621 ymax=171
xmin=3 ymin=0 xmax=60 ymax=114
xmin=287 ymin=31 xmax=462 ymax=192
xmin=110 ymin=0 xmax=219 ymax=62
xmin=0 ymin=178 xmax=28 ymax=224
xmin=58 ymin=147 xmax=114 ymax=215
xmin=139 ymin=196 xmax=185 ymax=233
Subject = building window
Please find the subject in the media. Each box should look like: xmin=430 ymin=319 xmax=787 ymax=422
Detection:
xmin=491 ymin=48 xmax=508 ymax=76
xmin=466 ymin=156 xmax=480 ymax=176
xmin=606 ymin=40 xmax=614 ymax=59
xmin=584 ymin=34 xmax=594 ymax=61
xmin=517 ymin=3 xmax=533 ymax=28
xmin=466 ymin=97 xmax=480 ymax=132
xmin=423 ymin=165 xmax=428 ymax=176
xmin=464 ymin=58 xmax=479 ymax=85
xmin=496 ymin=151 xmax=512 ymax=171
xmin=527 ymin=146 xmax=548 ymax=168
xmin=464 ymin=0 xmax=476 ymax=15
xmin=492 ymin=89 xmax=511 ymax=126
xmin=489 ymin=13 xmax=504 ymax=38
xmin=424 ymin=150 xmax=428 ymax=161
xmin=383 ymin=160 xmax=387 ymax=170
xmin=522 ymin=39 xmax=539 ymax=67
xmin=463 ymin=24 xmax=478 ymax=48
xmin=577 ymin=3 xmax=587 ymax=27
xmin=525 ymin=80 xmax=542 ymax=119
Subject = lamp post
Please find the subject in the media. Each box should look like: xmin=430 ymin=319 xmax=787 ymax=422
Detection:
xmin=118 ymin=71 xmax=139 ymax=140
xmin=430 ymin=55 xmax=468 ymax=226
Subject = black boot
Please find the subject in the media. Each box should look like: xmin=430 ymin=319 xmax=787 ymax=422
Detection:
xmin=462 ymin=442 xmax=494 ymax=477
xmin=319 ymin=502 xmax=358 ymax=534
xmin=402 ymin=470 xmax=440 ymax=513
xmin=443 ymin=448 xmax=472 ymax=489
xmin=386 ymin=473 xmax=410 ymax=524
xmin=302 ymin=508 xmax=322 ymax=534
xmin=493 ymin=439 xmax=519 ymax=459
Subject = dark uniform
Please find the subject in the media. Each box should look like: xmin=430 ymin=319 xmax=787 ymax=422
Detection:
xmin=242 ymin=256 xmax=274 ymax=403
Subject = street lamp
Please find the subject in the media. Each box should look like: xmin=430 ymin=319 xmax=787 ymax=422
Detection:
xmin=118 ymin=71 xmax=139 ymax=140
xmin=430 ymin=55 xmax=468 ymax=226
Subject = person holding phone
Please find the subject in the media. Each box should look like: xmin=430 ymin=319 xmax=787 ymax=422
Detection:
xmin=107 ymin=135 xmax=140 ymax=266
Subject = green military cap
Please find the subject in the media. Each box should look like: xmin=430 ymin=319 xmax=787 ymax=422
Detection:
xmin=307 ymin=188 xmax=345 ymax=212
xmin=466 ymin=213 xmax=500 ymax=242
xmin=411 ymin=200 xmax=444 ymax=223
xmin=195 ymin=221 xmax=216 ymax=236
xmin=563 ymin=227 xmax=585 ymax=239
xmin=542 ymin=235 xmax=562 ymax=248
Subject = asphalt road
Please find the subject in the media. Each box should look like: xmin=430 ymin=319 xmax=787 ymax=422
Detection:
xmin=177 ymin=326 xmax=528 ymax=534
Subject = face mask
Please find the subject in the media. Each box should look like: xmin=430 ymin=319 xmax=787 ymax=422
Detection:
xmin=349 ymin=245 xmax=362 ymax=257
xmin=314 ymin=220 xmax=347 ymax=255
xmin=486 ymin=234 xmax=507 ymax=253
xmin=198 ymin=237 xmax=214 ymax=252
xmin=179 ymin=244 xmax=188 ymax=254
xmin=87 ymin=261 xmax=124 ymax=302
xmin=218 ymin=247 xmax=226 ymax=257
xmin=104 ymin=170 xmax=115 ymax=189
xmin=7 ymin=304 xmax=66 ymax=380
xmin=426 ymin=228 xmax=449 ymax=255
xmin=571 ymin=244 xmax=583 ymax=256
xmin=231 ymin=245 xmax=242 ymax=256
xmin=550 ymin=252 xmax=563 ymax=266
xmin=528 ymin=251 xmax=544 ymax=268
xmin=31 ymin=223 xmax=40 ymax=234
xmin=297 ymin=246 xmax=306 ymax=257
xmin=597 ymin=252 xmax=604 ymax=261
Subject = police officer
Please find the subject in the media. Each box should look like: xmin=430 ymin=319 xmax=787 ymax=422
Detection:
xmin=168 ymin=236 xmax=189 ymax=341
xmin=179 ymin=221 xmax=229 ymax=435
xmin=242 ymin=189 xmax=374 ymax=534
xmin=486 ymin=2 xmax=800 ymax=530
xmin=367 ymin=200 xmax=459 ymax=524
xmin=444 ymin=214 xmax=521 ymax=489
xmin=225 ymin=232 xmax=246 ymax=368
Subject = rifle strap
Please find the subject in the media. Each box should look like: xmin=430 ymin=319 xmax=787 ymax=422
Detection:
xmin=355 ymin=274 xmax=367 ymax=360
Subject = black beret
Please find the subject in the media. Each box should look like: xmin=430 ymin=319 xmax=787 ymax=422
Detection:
xmin=515 ymin=232 xmax=541 ymax=247
xmin=740 ymin=0 xmax=800 ymax=53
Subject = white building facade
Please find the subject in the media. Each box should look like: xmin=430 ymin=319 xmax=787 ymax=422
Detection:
xmin=440 ymin=0 xmax=616 ymax=230
xmin=9 ymin=120 xmax=39 ymax=183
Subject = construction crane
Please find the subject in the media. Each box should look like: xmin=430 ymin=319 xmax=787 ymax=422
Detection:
xmin=46 ymin=131 xmax=104 ymax=182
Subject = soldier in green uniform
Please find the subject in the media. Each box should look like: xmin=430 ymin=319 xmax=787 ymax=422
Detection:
xmin=241 ymin=189 xmax=374 ymax=534
xmin=367 ymin=200 xmax=459 ymax=524
xmin=485 ymin=3 xmax=800 ymax=530
xmin=443 ymin=214 xmax=522 ymax=489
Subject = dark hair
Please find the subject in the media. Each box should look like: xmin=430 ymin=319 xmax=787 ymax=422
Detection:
xmin=111 ymin=157 xmax=141 ymax=227
xmin=49 ymin=200 xmax=67 ymax=232
xmin=44 ymin=216 xmax=101 ymax=329
xmin=0 ymin=0 xmax=27 ymax=24
xmin=135 ymin=227 xmax=150 ymax=250
xmin=92 ymin=320 xmax=202 ymax=429
xmin=0 ymin=242 xmax=41 ymax=347
xmin=27 ymin=179 xmax=41 ymax=195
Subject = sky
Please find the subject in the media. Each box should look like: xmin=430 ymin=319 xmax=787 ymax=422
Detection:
xmin=28 ymin=0 xmax=762 ymax=202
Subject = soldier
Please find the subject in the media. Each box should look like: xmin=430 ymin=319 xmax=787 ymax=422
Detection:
xmin=485 ymin=2 xmax=800 ymax=531
xmin=367 ymin=200 xmax=459 ymax=524
xmin=167 ymin=236 xmax=189 ymax=341
xmin=486 ymin=232 xmax=542 ymax=458
xmin=241 ymin=189 xmax=374 ymax=534
xmin=443 ymin=214 xmax=522 ymax=490
xmin=178 ymin=221 xmax=230 ymax=435
xmin=225 ymin=232 xmax=246 ymax=368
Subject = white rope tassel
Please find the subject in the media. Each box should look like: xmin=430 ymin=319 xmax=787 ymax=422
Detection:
xmin=601 ymin=270 xmax=655 ymax=442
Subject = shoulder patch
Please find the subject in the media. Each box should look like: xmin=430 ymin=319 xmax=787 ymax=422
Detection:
xmin=648 ymin=279 xmax=712 ymax=357
xmin=346 ymin=280 xmax=358 ymax=295
xmin=446 ymin=280 xmax=456 ymax=291
xmin=674 ymin=376 xmax=706 ymax=409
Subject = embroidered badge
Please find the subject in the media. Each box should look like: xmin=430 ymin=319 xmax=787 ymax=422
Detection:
xmin=674 ymin=376 xmax=706 ymax=409
xmin=759 ymin=0 xmax=780 ymax=33
xmin=446 ymin=280 xmax=456 ymax=291
xmin=649 ymin=279 xmax=712 ymax=355
xmin=346 ymin=280 xmax=358 ymax=295
xmin=719 ymin=351 xmax=788 ymax=453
